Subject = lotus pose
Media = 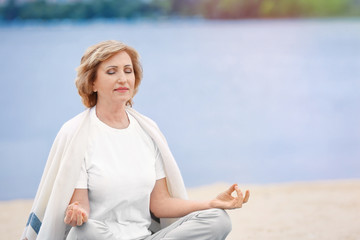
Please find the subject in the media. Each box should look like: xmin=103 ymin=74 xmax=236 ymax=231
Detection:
xmin=21 ymin=40 xmax=249 ymax=240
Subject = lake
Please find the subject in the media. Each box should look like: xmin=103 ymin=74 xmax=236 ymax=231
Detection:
xmin=0 ymin=18 xmax=359 ymax=200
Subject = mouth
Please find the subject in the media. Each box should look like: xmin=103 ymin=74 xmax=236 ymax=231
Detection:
xmin=114 ymin=87 xmax=129 ymax=92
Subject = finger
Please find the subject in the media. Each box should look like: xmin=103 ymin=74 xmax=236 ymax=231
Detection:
xmin=64 ymin=209 xmax=72 ymax=224
xmin=82 ymin=211 xmax=88 ymax=223
xmin=77 ymin=211 xmax=83 ymax=226
xmin=225 ymin=184 xmax=238 ymax=194
xmin=68 ymin=201 xmax=79 ymax=209
xmin=232 ymin=198 xmax=242 ymax=209
xmin=243 ymin=190 xmax=250 ymax=203
xmin=234 ymin=186 xmax=245 ymax=208
xmin=235 ymin=185 xmax=244 ymax=200
xmin=70 ymin=206 xmax=79 ymax=226
xmin=66 ymin=201 xmax=79 ymax=215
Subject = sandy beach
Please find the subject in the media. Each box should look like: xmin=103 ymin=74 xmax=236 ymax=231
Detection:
xmin=2 ymin=179 xmax=360 ymax=240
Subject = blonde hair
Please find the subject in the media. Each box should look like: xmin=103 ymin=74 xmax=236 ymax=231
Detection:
xmin=75 ymin=40 xmax=143 ymax=108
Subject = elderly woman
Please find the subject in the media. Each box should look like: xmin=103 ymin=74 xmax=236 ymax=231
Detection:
xmin=21 ymin=40 xmax=249 ymax=240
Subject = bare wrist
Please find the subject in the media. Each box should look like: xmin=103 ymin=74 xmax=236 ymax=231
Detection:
xmin=208 ymin=199 xmax=216 ymax=209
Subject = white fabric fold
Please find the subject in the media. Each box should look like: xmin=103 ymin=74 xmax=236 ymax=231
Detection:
xmin=21 ymin=107 xmax=188 ymax=240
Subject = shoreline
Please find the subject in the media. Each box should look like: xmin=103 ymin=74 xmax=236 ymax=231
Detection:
xmin=2 ymin=179 xmax=360 ymax=240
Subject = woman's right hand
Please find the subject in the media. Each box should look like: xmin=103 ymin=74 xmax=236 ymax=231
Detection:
xmin=64 ymin=201 xmax=88 ymax=226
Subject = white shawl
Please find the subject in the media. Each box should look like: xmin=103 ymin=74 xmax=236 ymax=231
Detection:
xmin=21 ymin=108 xmax=188 ymax=240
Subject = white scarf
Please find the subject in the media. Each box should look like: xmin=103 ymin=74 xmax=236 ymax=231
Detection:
xmin=21 ymin=108 xmax=188 ymax=240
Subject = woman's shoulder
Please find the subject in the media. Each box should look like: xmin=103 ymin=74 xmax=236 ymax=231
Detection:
xmin=126 ymin=107 xmax=158 ymax=127
xmin=57 ymin=109 xmax=91 ymax=138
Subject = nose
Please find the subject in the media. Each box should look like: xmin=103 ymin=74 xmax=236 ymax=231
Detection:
xmin=116 ymin=72 xmax=126 ymax=83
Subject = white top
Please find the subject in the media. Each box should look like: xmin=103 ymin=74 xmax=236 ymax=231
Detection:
xmin=21 ymin=107 xmax=187 ymax=240
xmin=76 ymin=107 xmax=165 ymax=240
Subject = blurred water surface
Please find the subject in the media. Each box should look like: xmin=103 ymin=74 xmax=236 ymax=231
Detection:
xmin=0 ymin=19 xmax=359 ymax=200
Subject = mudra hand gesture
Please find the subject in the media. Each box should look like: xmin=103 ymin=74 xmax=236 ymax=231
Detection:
xmin=64 ymin=202 xmax=88 ymax=227
xmin=210 ymin=184 xmax=250 ymax=209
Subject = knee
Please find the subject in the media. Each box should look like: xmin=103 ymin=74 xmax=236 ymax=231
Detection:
xmin=76 ymin=219 xmax=96 ymax=238
xmin=212 ymin=209 xmax=232 ymax=235
xmin=67 ymin=219 xmax=106 ymax=240
xmin=199 ymin=209 xmax=232 ymax=237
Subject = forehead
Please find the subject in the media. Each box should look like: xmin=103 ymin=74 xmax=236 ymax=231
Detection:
xmin=101 ymin=51 xmax=132 ymax=67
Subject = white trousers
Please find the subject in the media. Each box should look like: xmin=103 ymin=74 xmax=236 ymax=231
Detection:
xmin=67 ymin=208 xmax=232 ymax=240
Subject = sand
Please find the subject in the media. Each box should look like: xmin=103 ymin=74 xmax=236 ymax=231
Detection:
xmin=2 ymin=179 xmax=360 ymax=240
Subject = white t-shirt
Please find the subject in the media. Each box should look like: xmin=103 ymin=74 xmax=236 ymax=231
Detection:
xmin=75 ymin=107 xmax=166 ymax=240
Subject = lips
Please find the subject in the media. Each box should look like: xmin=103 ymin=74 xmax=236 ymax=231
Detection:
xmin=114 ymin=87 xmax=129 ymax=91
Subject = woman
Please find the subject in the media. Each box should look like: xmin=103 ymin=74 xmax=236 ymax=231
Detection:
xmin=21 ymin=40 xmax=250 ymax=240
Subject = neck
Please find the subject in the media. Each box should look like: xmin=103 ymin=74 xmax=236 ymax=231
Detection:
xmin=95 ymin=100 xmax=129 ymax=129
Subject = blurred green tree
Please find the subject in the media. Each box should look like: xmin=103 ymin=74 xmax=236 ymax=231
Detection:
xmin=2 ymin=0 xmax=19 ymax=20
xmin=0 ymin=0 xmax=359 ymax=21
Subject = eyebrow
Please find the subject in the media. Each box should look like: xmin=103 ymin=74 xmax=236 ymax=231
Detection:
xmin=106 ymin=64 xmax=133 ymax=69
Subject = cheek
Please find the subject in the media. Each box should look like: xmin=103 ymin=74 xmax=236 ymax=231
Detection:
xmin=130 ymin=75 xmax=136 ymax=88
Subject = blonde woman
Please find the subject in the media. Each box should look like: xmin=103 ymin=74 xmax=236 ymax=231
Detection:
xmin=21 ymin=40 xmax=249 ymax=240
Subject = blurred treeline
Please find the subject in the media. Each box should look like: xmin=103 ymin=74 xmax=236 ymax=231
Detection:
xmin=1 ymin=0 xmax=360 ymax=21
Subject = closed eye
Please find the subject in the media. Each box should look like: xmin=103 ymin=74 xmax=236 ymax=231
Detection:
xmin=124 ymin=68 xmax=133 ymax=74
xmin=107 ymin=69 xmax=116 ymax=75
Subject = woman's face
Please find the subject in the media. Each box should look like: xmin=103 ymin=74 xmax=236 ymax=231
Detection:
xmin=93 ymin=51 xmax=135 ymax=107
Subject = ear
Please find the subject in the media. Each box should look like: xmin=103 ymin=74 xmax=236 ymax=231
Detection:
xmin=92 ymin=81 xmax=97 ymax=93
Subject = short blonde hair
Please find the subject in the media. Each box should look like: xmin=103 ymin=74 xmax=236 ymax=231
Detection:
xmin=75 ymin=40 xmax=143 ymax=108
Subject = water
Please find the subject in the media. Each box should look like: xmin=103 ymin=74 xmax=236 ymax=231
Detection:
xmin=0 ymin=19 xmax=359 ymax=200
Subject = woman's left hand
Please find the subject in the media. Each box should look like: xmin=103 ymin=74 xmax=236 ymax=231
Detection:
xmin=210 ymin=184 xmax=250 ymax=210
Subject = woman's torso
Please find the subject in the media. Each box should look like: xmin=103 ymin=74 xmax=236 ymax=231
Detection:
xmin=76 ymin=107 xmax=165 ymax=240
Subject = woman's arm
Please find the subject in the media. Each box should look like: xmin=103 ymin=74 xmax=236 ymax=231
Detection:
xmin=64 ymin=189 xmax=90 ymax=227
xmin=150 ymin=178 xmax=250 ymax=218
